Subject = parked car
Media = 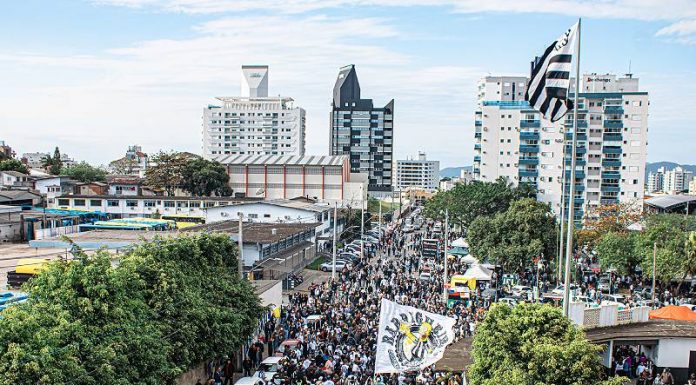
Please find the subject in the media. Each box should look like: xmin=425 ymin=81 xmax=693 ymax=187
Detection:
xmin=255 ymin=356 xmax=282 ymax=381
xmin=574 ymin=295 xmax=596 ymax=307
xmin=551 ymin=284 xmax=578 ymax=296
xmin=511 ymin=285 xmax=532 ymax=298
xmin=234 ymin=377 xmax=265 ymax=385
xmin=320 ymin=260 xmax=351 ymax=272
xmin=597 ymin=278 xmax=611 ymax=293
xmin=403 ymin=224 xmax=414 ymax=233
xmin=499 ymin=297 xmax=518 ymax=307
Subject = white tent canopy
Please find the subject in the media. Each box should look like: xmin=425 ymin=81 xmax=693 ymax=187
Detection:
xmin=451 ymin=237 xmax=468 ymax=248
xmin=460 ymin=255 xmax=479 ymax=264
xmin=462 ymin=264 xmax=492 ymax=281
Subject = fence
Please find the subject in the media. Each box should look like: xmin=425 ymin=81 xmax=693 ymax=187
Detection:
xmin=34 ymin=225 xmax=80 ymax=241
xmin=570 ymin=302 xmax=649 ymax=329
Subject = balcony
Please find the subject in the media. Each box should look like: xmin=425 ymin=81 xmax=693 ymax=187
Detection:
xmin=603 ymin=146 xmax=622 ymax=154
xmin=519 ymin=145 xmax=540 ymax=153
xmin=564 ymin=184 xmax=585 ymax=193
xmin=601 ymin=171 xmax=621 ymax=179
xmin=565 ymin=158 xmax=586 ymax=166
xmin=475 ymin=132 xmax=482 ymax=139
xmin=520 ymin=131 xmax=540 ymax=140
xmin=565 ymin=132 xmax=588 ymax=141
xmin=519 ymin=170 xmax=539 ymax=178
xmin=603 ymin=120 xmax=623 ymax=129
xmin=565 ymin=146 xmax=587 ymax=155
xmin=601 ymin=197 xmax=619 ymax=205
xmin=603 ymin=133 xmax=623 ymax=141
xmin=519 ymin=157 xmax=539 ymax=165
xmin=474 ymin=144 xmax=481 ymax=150
xmin=604 ymin=105 xmax=624 ymax=114
xmin=475 ymin=120 xmax=482 ymax=127
xmin=565 ymin=170 xmax=586 ymax=179
xmin=565 ymin=120 xmax=589 ymax=128
xmin=474 ymin=155 xmax=481 ymax=162
xmin=601 ymin=185 xmax=620 ymax=192
xmin=602 ymin=159 xmax=621 ymax=167
xmin=520 ymin=120 xmax=541 ymax=128
xmin=473 ymin=167 xmax=480 ymax=174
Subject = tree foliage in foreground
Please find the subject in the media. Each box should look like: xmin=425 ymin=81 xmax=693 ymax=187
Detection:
xmin=0 ymin=233 xmax=263 ymax=385
xmin=180 ymin=157 xmax=232 ymax=197
xmin=469 ymin=303 xmax=625 ymax=385
xmin=467 ymin=198 xmax=557 ymax=273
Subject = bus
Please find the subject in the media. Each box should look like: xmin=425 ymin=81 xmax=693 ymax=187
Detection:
xmin=160 ymin=214 xmax=206 ymax=229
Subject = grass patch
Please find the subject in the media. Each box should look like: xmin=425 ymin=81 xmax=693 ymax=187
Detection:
xmin=307 ymin=255 xmax=329 ymax=271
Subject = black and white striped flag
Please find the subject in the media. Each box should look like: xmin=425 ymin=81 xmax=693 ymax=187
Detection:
xmin=525 ymin=22 xmax=579 ymax=122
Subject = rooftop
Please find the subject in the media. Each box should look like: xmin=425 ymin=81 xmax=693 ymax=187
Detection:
xmin=0 ymin=171 xmax=29 ymax=178
xmin=584 ymin=320 xmax=696 ymax=343
xmin=217 ymin=199 xmax=332 ymax=213
xmin=61 ymin=194 xmax=261 ymax=202
xmin=183 ymin=221 xmax=320 ymax=243
xmin=645 ymin=195 xmax=696 ymax=210
xmin=214 ymin=154 xmax=347 ymax=166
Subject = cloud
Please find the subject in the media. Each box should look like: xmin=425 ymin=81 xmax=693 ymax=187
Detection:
xmin=93 ymin=0 xmax=696 ymax=21
xmin=656 ymin=19 xmax=696 ymax=44
xmin=0 ymin=14 xmax=482 ymax=166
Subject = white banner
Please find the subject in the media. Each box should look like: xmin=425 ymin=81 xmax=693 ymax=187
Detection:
xmin=375 ymin=298 xmax=456 ymax=374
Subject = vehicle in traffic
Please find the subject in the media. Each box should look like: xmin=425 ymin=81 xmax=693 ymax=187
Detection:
xmin=419 ymin=272 xmax=432 ymax=282
xmin=511 ymin=285 xmax=532 ymax=298
xmin=234 ymin=377 xmax=265 ymax=385
xmin=255 ymin=356 xmax=282 ymax=381
xmin=600 ymin=294 xmax=627 ymax=308
xmin=598 ymin=277 xmax=611 ymax=293
xmin=320 ymin=260 xmax=351 ymax=272
xmin=551 ymin=284 xmax=578 ymax=296
xmin=403 ymin=224 xmax=414 ymax=233
xmin=499 ymin=297 xmax=518 ymax=306
xmin=573 ymin=295 xmax=596 ymax=307
xmin=275 ymin=339 xmax=301 ymax=357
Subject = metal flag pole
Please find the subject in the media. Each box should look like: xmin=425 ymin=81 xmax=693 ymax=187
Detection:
xmin=238 ymin=213 xmax=244 ymax=278
xmin=443 ymin=208 xmax=449 ymax=305
xmin=563 ymin=18 xmax=581 ymax=316
xmin=332 ymin=202 xmax=338 ymax=280
xmin=557 ymin=156 xmax=567 ymax=283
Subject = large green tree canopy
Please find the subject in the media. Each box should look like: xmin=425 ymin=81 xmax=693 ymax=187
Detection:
xmin=60 ymin=161 xmax=108 ymax=183
xmin=469 ymin=303 xmax=624 ymax=385
xmin=467 ymin=198 xmax=557 ymax=273
xmin=0 ymin=159 xmax=28 ymax=174
xmin=0 ymin=233 xmax=263 ymax=385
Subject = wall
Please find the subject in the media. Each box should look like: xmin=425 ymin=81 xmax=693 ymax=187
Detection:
xmin=256 ymin=280 xmax=282 ymax=308
xmin=656 ymin=338 xmax=696 ymax=368
xmin=0 ymin=222 xmax=22 ymax=242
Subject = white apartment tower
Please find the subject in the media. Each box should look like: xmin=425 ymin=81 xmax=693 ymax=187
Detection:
xmin=664 ymin=166 xmax=693 ymax=194
xmin=203 ymin=65 xmax=306 ymax=159
xmin=395 ymin=152 xmax=440 ymax=192
xmin=473 ymin=74 xmax=649 ymax=222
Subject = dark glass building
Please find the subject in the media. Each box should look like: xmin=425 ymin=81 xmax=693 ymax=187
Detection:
xmin=330 ymin=64 xmax=394 ymax=196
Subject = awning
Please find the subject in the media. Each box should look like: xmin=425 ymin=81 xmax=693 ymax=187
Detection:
xmin=649 ymin=305 xmax=696 ymax=322
xmin=462 ymin=264 xmax=492 ymax=281
xmin=451 ymin=237 xmax=468 ymax=248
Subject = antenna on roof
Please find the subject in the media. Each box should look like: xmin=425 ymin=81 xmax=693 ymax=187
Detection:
xmin=626 ymin=60 xmax=633 ymax=78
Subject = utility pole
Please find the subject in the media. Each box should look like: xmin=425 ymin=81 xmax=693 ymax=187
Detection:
xmin=360 ymin=197 xmax=365 ymax=259
xmin=378 ymin=199 xmax=382 ymax=229
xmin=651 ymin=242 xmax=657 ymax=305
xmin=443 ymin=208 xmax=449 ymax=305
xmin=332 ymin=202 xmax=338 ymax=280
xmin=238 ymin=213 xmax=244 ymax=279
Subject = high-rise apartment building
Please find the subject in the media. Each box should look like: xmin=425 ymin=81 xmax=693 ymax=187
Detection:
xmin=473 ymin=74 xmax=649 ymax=221
xmin=203 ymin=65 xmax=306 ymax=159
xmin=647 ymin=167 xmax=665 ymax=193
xmin=330 ymin=65 xmax=394 ymax=197
xmin=395 ymin=152 xmax=439 ymax=192
xmin=651 ymin=166 xmax=694 ymax=194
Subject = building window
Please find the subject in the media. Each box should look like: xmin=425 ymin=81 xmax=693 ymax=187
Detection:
xmin=58 ymin=198 xmax=70 ymax=206
xmin=90 ymin=200 xmax=102 ymax=207
xmin=248 ymin=213 xmax=258 ymax=219
xmin=107 ymin=200 xmax=119 ymax=207
xmin=73 ymin=199 xmax=86 ymax=207
xmin=144 ymin=200 xmax=156 ymax=208
xmin=126 ymin=200 xmax=138 ymax=208
xmin=164 ymin=201 xmax=175 ymax=208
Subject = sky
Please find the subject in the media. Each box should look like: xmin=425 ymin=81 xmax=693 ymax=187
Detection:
xmin=0 ymin=0 xmax=694 ymax=168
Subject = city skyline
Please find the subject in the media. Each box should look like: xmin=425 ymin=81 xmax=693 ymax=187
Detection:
xmin=1 ymin=0 xmax=695 ymax=167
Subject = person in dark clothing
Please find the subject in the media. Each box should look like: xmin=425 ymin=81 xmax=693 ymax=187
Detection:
xmin=242 ymin=356 xmax=253 ymax=377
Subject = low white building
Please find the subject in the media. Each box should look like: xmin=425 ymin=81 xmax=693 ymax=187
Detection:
xmin=215 ymin=154 xmax=367 ymax=208
xmin=205 ymin=199 xmax=346 ymax=249
xmin=34 ymin=176 xmax=78 ymax=198
xmin=0 ymin=171 xmax=33 ymax=188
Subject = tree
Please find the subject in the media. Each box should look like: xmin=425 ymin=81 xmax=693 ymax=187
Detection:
xmin=595 ymin=231 xmax=640 ymax=275
xmin=424 ymin=178 xmax=535 ymax=229
xmin=0 ymin=159 xmax=28 ymax=174
xmin=180 ymin=158 xmax=231 ymax=196
xmin=60 ymin=161 xmax=107 ymax=183
xmin=469 ymin=303 xmax=625 ymax=385
xmin=636 ymin=214 xmax=696 ymax=284
xmin=41 ymin=147 xmax=63 ymax=175
xmin=144 ymin=151 xmax=192 ymax=196
xmin=0 ymin=233 xmax=263 ymax=385
xmin=468 ymin=198 xmax=557 ymax=273
xmin=575 ymin=202 xmax=642 ymax=248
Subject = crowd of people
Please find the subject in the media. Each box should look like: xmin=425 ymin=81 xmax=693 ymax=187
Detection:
xmin=229 ymin=208 xmax=482 ymax=385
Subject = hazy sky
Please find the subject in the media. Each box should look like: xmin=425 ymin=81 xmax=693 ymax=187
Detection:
xmin=1 ymin=0 xmax=695 ymax=168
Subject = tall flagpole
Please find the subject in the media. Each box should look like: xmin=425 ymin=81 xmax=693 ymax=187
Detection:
xmin=563 ymin=18 xmax=581 ymax=316
xmin=557 ymin=157 xmax=567 ymax=284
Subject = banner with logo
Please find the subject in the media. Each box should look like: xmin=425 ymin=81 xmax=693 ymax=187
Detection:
xmin=375 ymin=298 xmax=456 ymax=373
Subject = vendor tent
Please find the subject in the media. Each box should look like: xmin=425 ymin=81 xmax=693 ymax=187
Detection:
xmin=451 ymin=237 xmax=468 ymax=248
xmin=649 ymin=305 xmax=696 ymax=322
xmin=448 ymin=246 xmax=469 ymax=256
xmin=462 ymin=264 xmax=492 ymax=281
xmin=460 ymin=255 xmax=479 ymax=264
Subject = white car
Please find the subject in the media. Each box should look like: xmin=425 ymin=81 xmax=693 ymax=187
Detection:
xmin=403 ymin=224 xmax=414 ymax=233
xmin=419 ymin=272 xmax=432 ymax=282
xmin=320 ymin=260 xmax=351 ymax=272
xmin=234 ymin=377 xmax=265 ymax=385
xmin=255 ymin=356 xmax=282 ymax=382
xmin=551 ymin=284 xmax=578 ymax=296
xmin=511 ymin=285 xmax=532 ymax=298
xmin=499 ymin=297 xmax=518 ymax=306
